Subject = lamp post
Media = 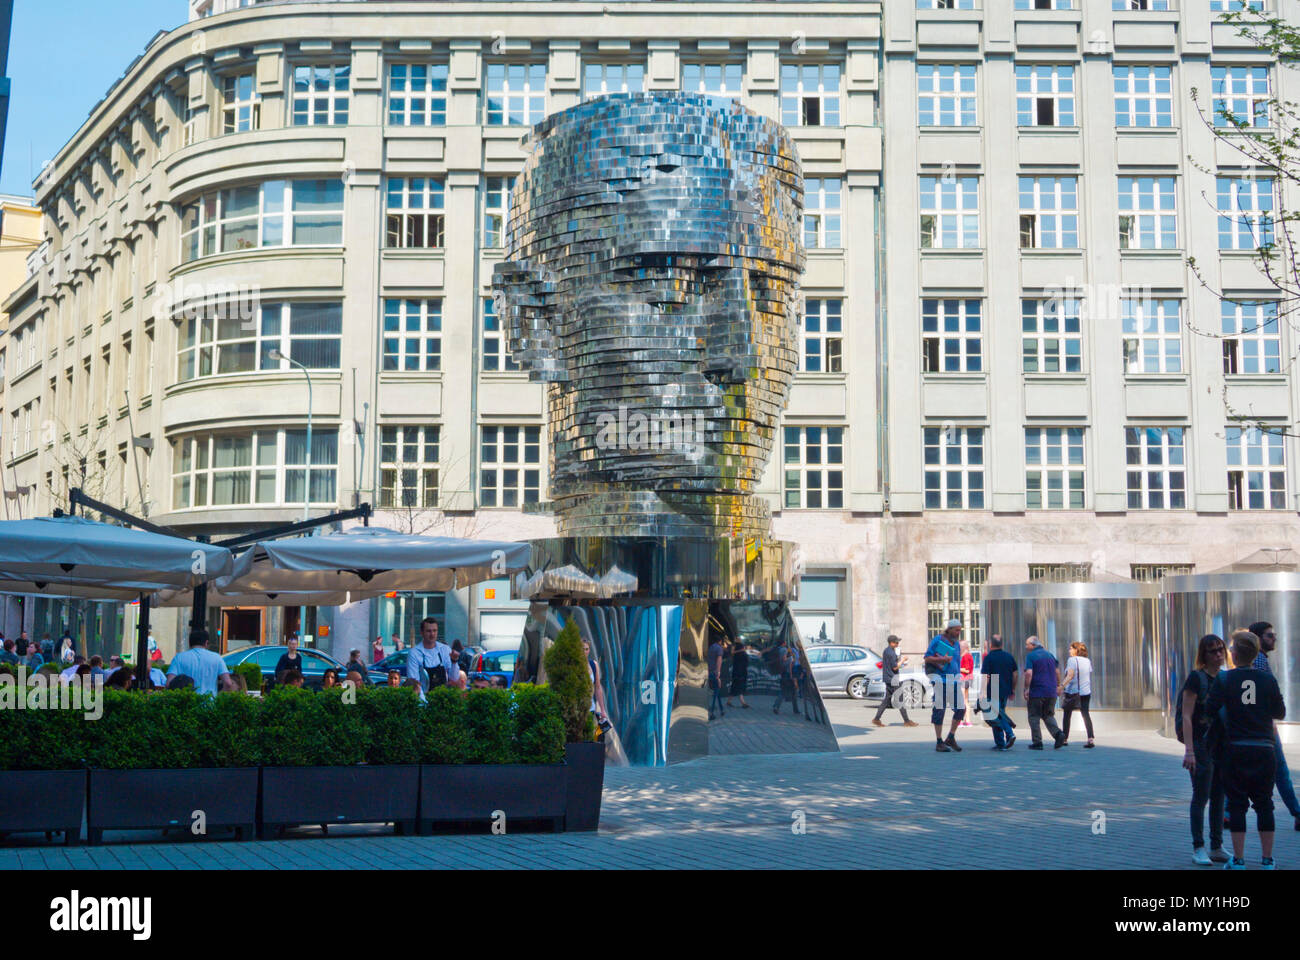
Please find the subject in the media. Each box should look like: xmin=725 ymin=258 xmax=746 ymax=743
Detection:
xmin=269 ymin=349 xmax=312 ymax=646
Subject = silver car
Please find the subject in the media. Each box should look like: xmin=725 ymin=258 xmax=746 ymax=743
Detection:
xmin=805 ymin=644 xmax=933 ymax=705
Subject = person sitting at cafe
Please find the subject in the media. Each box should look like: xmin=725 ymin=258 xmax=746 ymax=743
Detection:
xmin=345 ymin=669 xmax=366 ymax=689
xmin=386 ymin=669 xmax=402 ymax=688
xmin=321 ymin=668 xmax=340 ymax=690
xmin=282 ymin=669 xmax=305 ymax=689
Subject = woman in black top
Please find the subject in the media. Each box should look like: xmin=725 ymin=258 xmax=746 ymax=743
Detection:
xmin=1180 ymin=634 xmax=1228 ymax=865
xmin=726 ymin=641 xmax=750 ymax=709
xmin=275 ymin=636 xmax=305 ymax=683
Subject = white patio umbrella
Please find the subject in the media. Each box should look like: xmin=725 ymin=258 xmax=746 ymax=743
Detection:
xmin=208 ymin=527 xmax=531 ymax=600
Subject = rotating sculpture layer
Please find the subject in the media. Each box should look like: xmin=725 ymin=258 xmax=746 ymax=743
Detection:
xmin=495 ymin=95 xmax=837 ymax=766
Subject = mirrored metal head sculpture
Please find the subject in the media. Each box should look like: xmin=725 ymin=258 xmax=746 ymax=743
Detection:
xmin=493 ymin=93 xmax=805 ymax=539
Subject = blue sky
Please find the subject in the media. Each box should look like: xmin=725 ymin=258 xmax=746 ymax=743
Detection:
xmin=2 ymin=0 xmax=185 ymax=197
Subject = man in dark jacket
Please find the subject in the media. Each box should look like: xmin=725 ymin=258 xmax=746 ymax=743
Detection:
xmin=1208 ymin=629 xmax=1286 ymax=869
xmin=1246 ymin=620 xmax=1300 ymax=831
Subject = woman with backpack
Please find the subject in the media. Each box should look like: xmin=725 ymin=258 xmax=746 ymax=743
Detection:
xmin=1180 ymin=633 xmax=1229 ymax=866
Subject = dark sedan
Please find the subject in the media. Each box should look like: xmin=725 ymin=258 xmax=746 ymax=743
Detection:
xmin=223 ymin=645 xmax=376 ymax=690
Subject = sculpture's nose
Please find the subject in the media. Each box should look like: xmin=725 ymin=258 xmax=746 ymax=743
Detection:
xmin=699 ymin=265 xmax=757 ymax=385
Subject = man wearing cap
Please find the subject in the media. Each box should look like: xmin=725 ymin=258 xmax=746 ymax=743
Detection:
xmin=872 ymin=635 xmax=918 ymax=727
xmin=925 ymin=619 xmax=966 ymax=752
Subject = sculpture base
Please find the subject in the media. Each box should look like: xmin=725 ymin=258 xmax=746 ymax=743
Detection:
xmin=517 ymin=598 xmax=839 ymax=766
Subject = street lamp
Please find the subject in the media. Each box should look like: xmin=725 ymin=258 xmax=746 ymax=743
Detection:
xmin=268 ymin=349 xmax=312 ymax=523
xmin=269 ymin=348 xmax=312 ymax=649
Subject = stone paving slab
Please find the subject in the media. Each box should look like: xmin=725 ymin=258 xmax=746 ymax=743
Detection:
xmin=1 ymin=699 xmax=1295 ymax=870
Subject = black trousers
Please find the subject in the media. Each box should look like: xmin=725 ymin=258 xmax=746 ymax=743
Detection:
xmin=1189 ymin=739 xmax=1225 ymax=850
xmin=873 ymin=680 xmax=911 ymax=722
xmin=1223 ymin=744 xmax=1277 ymax=834
xmin=1061 ymin=694 xmax=1094 ymax=740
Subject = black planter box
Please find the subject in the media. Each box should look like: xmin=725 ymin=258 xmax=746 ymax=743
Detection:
xmin=260 ymin=765 xmax=419 ymax=839
xmin=87 ymin=768 xmax=258 ymax=845
xmin=420 ymin=764 xmax=566 ymax=833
xmin=0 ymin=770 xmax=86 ymax=845
xmin=564 ymin=742 xmax=606 ymax=832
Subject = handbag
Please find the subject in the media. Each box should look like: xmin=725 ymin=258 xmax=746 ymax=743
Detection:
xmin=1060 ymin=657 xmax=1082 ymax=709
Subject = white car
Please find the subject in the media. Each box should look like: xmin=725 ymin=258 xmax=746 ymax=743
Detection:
xmin=805 ymin=644 xmax=934 ymax=705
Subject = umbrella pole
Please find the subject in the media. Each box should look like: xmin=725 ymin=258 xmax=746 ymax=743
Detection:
xmin=136 ymin=594 xmax=151 ymax=689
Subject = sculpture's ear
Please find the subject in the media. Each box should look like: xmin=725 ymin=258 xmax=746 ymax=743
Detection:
xmin=491 ymin=260 xmax=567 ymax=382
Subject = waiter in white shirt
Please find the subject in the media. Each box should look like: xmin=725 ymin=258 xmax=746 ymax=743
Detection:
xmin=406 ymin=618 xmax=459 ymax=696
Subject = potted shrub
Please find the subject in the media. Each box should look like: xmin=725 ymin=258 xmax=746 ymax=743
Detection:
xmin=0 ymin=681 xmax=88 ymax=845
xmin=419 ymin=686 xmax=567 ymax=833
xmin=258 ymin=685 xmax=418 ymax=838
xmin=84 ymin=690 xmax=259 ymax=844
xmin=545 ymin=618 xmax=606 ymax=831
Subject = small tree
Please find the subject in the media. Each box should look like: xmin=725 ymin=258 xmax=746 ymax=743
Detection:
xmin=542 ymin=616 xmax=594 ymax=743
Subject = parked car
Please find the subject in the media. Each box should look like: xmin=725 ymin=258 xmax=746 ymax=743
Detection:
xmin=805 ymin=644 xmax=932 ymax=706
xmin=472 ymin=648 xmax=517 ymax=688
xmin=222 ymin=645 xmax=373 ymax=690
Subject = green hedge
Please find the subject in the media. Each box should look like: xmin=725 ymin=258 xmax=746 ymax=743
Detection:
xmin=0 ymin=684 xmax=564 ymax=769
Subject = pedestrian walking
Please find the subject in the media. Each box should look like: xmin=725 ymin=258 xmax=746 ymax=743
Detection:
xmin=372 ymin=636 xmax=386 ymax=663
xmin=1059 ymin=640 xmax=1095 ymax=748
xmin=1246 ymin=621 xmax=1300 ymax=831
xmin=1023 ymin=636 xmax=1065 ymax=750
xmin=1180 ymin=633 xmax=1229 ymax=865
xmin=1208 ymin=629 xmax=1286 ymax=869
xmin=979 ymin=634 xmax=1018 ymax=750
xmin=725 ymin=640 xmax=750 ymax=710
xmin=959 ymin=640 xmax=975 ymax=727
xmin=707 ymin=633 xmax=726 ymax=720
xmin=770 ymin=639 xmax=798 ymax=715
xmin=926 ymin=619 xmax=966 ymax=752
xmin=872 ymin=635 xmax=918 ymax=727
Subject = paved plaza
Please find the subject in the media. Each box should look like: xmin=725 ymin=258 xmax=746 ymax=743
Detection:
xmin=2 ymin=699 xmax=1296 ymax=870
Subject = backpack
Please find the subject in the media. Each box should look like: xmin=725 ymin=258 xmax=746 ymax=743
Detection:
xmin=425 ymin=664 xmax=447 ymax=689
xmin=1175 ymin=669 xmax=1211 ymax=744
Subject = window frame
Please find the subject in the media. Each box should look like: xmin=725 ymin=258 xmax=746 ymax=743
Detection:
xmin=387 ymin=61 xmax=449 ymax=126
xmin=1216 ymin=176 xmax=1275 ymax=251
xmin=1025 ymin=426 xmax=1086 ymax=510
xmin=221 ymin=72 xmax=260 ymax=134
xmin=920 ymin=175 xmax=981 ymax=249
xmin=1113 ymin=65 xmax=1173 ymax=128
xmin=1126 ymin=426 xmax=1188 ymax=510
xmin=484 ymin=61 xmax=548 ymax=126
xmin=1016 ymin=64 xmax=1076 ymax=128
xmin=1122 ymin=298 xmax=1183 ymax=374
xmin=801 ymin=298 xmax=843 ymax=373
xmin=382 ymin=298 xmax=443 ymax=373
xmin=479 ymin=424 xmax=542 ymax=508
xmin=1226 ymin=425 xmax=1286 ymax=510
xmin=1021 ymin=296 xmax=1083 ymax=374
xmin=922 ymin=298 xmax=983 ymax=373
xmin=379 ymin=424 xmax=441 ymax=509
xmin=924 ymin=426 xmax=986 ymax=510
xmin=1019 ymin=176 xmax=1079 ymax=249
xmin=179 ymin=179 xmax=344 ymax=264
xmin=780 ymin=61 xmax=841 ymax=127
xmin=291 ymin=63 xmax=351 ymax=127
xmin=1221 ymin=300 xmax=1281 ymax=375
xmin=385 ymin=177 xmax=446 ymax=250
xmin=783 ymin=425 xmax=845 ymax=509
xmin=171 ymin=427 xmax=339 ymax=510
xmin=917 ymin=63 xmax=978 ymax=127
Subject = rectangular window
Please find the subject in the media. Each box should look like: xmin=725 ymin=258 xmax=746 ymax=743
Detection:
xmin=1216 ymin=176 xmax=1275 ymax=250
xmin=1022 ymin=297 xmax=1083 ymax=373
xmin=172 ymin=428 xmax=336 ymax=509
xmin=385 ymin=177 xmax=445 ymax=249
xmin=1131 ymin=563 xmax=1194 ymax=582
xmin=583 ymin=62 xmax=644 ymax=98
xmin=917 ymin=64 xmax=977 ymax=127
xmin=917 ymin=0 xmax=975 ymax=7
xmin=222 ymin=73 xmax=259 ymax=133
xmin=1019 ymin=176 xmax=1079 ymax=249
xmin=379 ymin=425 xmax=440 ymax=508
xmin=291 ymin=64 xmax=350 ymax=126
xmin=1211 ymin=65 xmax=1270 ymax=128
xmin=804 ymin=177 xmax=842 ymax=249
xmin=1221 ymin=300 xmax=1281 ymax=375
xmin=388 ymin=63 xmax=448 ymax=126
xmin=482 ymin=296 xmax=519 ymax=372
xmin=285 ymin=429 xmax=338 ymax=505
xmin=922 ymin=299 xmax=983 ymax=373
xmin=177 ymin=301 xmax=343 ymax=382
xmin=1028 ymin=563 xmax=1092 ymax=583
xmin=1025 ymin=426 xmax=1085 ymax=509
xmin=801 ymin=299 xmax=843 ymax=373
xmin=924 ymin=426 xmax=985 ymax=509
xmin=485 ymin=62 xmax=547 ymax=126
xmin=920 ymin=175 xmax=980 ymax=249
xmin=1016 ymin=64 xmax=1075 ymax=127
xmin=1015 ymin=0 xmax=1072 ymax=9
xmin=382 ymin=299 xmax=442 ymax=372
xmin=479 ymin=425 xmax=541 ymax=507
xmin=1226 ymin=426 xmax=1285 ymax=510
xmin=1118 ymin=176 xmax=1178 ymax=249
xmin=1114 ymin=0 xmax=1173 ymax=8
xmin=1211 ymin=2 xmax=1264 ymax=14
xmin=683 ymin=62 xmax=743 ymax=99
xmin=926 ymin=564 xmax=987 ymax=648
xmin=1126 ymin=426 xmax=1187 ymax=509
xmin=1113 ymin=65 xmax=1173 ymax=127
xmin=483 ymin=176 xmax=514 ymax=249
xmin=180 ymin=179 xmax=344 ymax=263
xmin=781 ymin=62 xmax=841 ymax=127
xmin=1122 ymin=298 xmax=1182 ymax=374
xmin=783 ymin=426 xmax=844 ymax=509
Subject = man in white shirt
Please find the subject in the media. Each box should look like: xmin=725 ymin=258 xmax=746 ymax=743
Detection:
xmin=405 ymin=618 xmax=459 ymax=696
xmin=166 ymin=629 xmax=232 ymax=696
